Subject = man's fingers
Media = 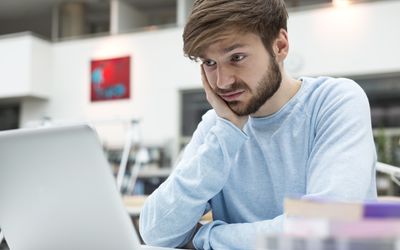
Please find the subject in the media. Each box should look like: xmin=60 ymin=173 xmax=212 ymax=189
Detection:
xmin=201 ymin=65 xmax=214 ymax=102
xmin=201 ymin=66 xmax=211 ymax=91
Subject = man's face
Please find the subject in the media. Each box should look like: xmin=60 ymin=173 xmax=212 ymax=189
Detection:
xmin=201 ymin=33 xmax=282 ymax=116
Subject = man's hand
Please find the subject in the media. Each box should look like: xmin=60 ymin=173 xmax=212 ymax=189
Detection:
xmin=201 ymin=66 xmax=248 ymax=130
xmin=183 ymin=223 xmax=203 ymax=249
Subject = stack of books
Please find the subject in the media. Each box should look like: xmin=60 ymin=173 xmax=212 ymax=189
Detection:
xmin=257 ymin=197 xmax=400 ymax=250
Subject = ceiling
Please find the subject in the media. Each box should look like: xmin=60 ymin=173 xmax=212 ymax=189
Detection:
xmin=0 ymin=0 xmax=176 ymax=19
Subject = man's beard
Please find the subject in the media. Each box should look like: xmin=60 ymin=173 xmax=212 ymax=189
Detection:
xmin=216 ymin=57 xmax=282 ymax=116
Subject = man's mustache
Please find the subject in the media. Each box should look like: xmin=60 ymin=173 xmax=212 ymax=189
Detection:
xmin=215 ymin=81 xmax=249 ymax=95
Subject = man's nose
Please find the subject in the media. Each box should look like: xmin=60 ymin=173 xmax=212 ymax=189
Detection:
xmin=216 ymin=66 xmax=235 ymax=89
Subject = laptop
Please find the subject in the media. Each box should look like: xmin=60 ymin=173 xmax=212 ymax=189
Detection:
xmin=0 ymin=124 xmax=176 ymax=250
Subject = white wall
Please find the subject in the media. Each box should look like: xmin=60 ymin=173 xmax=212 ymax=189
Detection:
xmin=46 ymin=28 xmax=199 ymax=152
xmin=0 ymin=33 xmax=51 ymax=99
xmin=30 ymin=37 xmax=52 ymax=97
xmin=8 ymin=0 xmax=400 ymax=157
xmin=0 ymin=34 xmax=31 ymax=98
xmin=286 ymin=0 xmax=400 ymax=77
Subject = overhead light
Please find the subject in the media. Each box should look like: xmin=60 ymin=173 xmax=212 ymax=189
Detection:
xmin=333 ymin=0 xmax=351 ymax=8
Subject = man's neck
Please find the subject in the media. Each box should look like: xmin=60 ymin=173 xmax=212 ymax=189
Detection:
xmin=252 ymin=71 xmax=301 ymax=117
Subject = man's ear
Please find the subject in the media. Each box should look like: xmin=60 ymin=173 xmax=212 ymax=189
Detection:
xmin=272 ymin=29 xmax=289 ymax=62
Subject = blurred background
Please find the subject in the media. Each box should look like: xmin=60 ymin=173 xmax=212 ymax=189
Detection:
xmin=0 ymin=0 xmax=399 ymax=207
xmin=1 ymin=0 xmax=400 ymax=248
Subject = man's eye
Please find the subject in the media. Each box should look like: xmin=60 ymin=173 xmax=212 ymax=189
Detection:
xmin=231 ymin=54 xmax=245 ymax=62
xmin=203 ymin=60 xmax=216 ymax=67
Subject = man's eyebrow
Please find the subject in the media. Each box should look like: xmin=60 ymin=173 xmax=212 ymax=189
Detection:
xmin=223 ymin=44 xmax=246 ymax=53
xmin=199 ymin=43 xmax=247 ymax=59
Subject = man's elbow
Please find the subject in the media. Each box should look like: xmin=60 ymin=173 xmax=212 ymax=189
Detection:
xmin=139 ymin=217 xmax=162 ymax=246
xmin=140 ymin=230 xmax=190 ymax=248
xmin=139 ymin=217 xmax=190 ymax=248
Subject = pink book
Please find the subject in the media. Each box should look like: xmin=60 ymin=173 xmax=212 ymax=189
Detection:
xmin=284 ymin=217 xmax=400 ymax=238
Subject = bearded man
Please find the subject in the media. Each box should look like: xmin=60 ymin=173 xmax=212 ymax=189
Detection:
xmin=140 ymin=0 xmax=377 ymax=249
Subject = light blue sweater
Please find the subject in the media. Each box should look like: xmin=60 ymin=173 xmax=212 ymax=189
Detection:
xmin=139 ymin=77 xmax=377 ymax=250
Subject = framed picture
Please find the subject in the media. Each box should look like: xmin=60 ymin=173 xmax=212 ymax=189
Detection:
xmin=90 ymin=56 xmax=131 ymax=102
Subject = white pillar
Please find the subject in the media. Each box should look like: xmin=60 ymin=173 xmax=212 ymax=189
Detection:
xmin=110 ymin=0 xmax=119 ymax=35
xmin=51 ymin=3 xmax=59 ymax=41
xmin=111 ymin=0 xmax=148 ymax=34
xmin=60 ymin=2 xmax=86 ymax=38
xmin=177 ymin=0 xmax=195 ymax=27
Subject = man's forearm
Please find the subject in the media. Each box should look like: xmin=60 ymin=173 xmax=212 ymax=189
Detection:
xmin=193 ymin=215 xmax=285 ymax=250
xmin=139 ymin=117 xmax=248 ymax=247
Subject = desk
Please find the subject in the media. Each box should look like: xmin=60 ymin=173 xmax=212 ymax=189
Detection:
xmin=138 ymin=167 xmax=172 ymax=179
xmin=124 ymin=195 xmax=148 ymax=216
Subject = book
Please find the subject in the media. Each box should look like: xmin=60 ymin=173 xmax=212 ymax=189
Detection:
xmin=264 ymin=198 xmax=400 ymax=250
xmin=284 ymin=198 xmax=400 ymax=220
xmin=284 ymin=217 xmax=400 ymax=238
xmin=256 ymin=234 xmax=400 ymax=250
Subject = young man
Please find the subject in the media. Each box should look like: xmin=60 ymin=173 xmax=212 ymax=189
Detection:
xmin=140 ymin=0 xmax=377 ymax=249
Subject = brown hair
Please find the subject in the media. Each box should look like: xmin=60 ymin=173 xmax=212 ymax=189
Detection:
xmin=183 ymin=0 xmax=288 ymax=60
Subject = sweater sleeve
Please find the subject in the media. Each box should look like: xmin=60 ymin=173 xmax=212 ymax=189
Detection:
xmin=139 ymin=111 xmax=248 ymax=248
xmin=305 ymin=79 xmax=377 ymax=201
xmin=193 ymin=215 xmax=285 ymax=250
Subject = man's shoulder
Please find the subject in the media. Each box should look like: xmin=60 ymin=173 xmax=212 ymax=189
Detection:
xmin=302 ymin=76 xmax=367 ymax=102
xmin=296 ymin=77 xmax=369 ymax=120
xmin=192 ymin=109 xmax=218 ymax=134
xmin=201 ymin=109 xmax=218 ymax=123
xmin=303 ymin=76 xmax=360 ymax=90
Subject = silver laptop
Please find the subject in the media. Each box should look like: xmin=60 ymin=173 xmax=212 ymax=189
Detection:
xmin=0 ymin=124 xmax=174 ymax=250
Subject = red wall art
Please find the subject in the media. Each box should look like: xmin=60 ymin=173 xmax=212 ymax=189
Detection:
xmin=90 ymin=56 xmax=131 ymax=102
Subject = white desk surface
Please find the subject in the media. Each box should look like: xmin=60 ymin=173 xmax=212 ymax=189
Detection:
xmin=138 ymin=167 xmax=172 ymax=178
xmin=124 ymin=195 xmax=147 ymax=216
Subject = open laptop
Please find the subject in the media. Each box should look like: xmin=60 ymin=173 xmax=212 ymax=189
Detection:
xmin=0 ymin=124 xmax=176 ymax=250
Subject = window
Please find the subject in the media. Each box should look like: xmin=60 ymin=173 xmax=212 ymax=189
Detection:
xmin=352 ymin=73 xmax=400 ymax=128
xmin=180 ymin=89 xmax=211 ymax=148
xmin=0 ymin=104 xmax=20 ymax=131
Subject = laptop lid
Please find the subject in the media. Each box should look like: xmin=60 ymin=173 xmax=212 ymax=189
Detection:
xmin=0 ymin=124 xmax=142 ymax=250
